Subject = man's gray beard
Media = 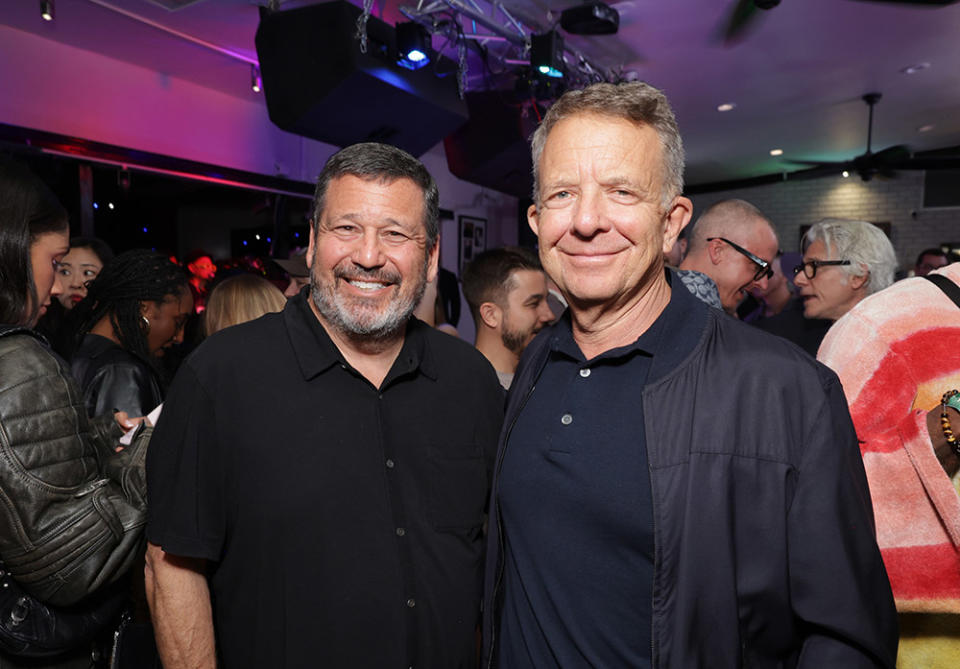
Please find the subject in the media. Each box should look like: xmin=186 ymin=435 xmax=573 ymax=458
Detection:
xmin=310 ymin=260 xmax=428 ymax=340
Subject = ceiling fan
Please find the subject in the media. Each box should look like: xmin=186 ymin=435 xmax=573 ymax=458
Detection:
xmin=721 ymin=0 xmax=960 ymax=44
xmin=784 ymin=92 xmax=960 ymax=181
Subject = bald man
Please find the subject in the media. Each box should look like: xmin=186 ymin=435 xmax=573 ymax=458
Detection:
xmin=678 ymin=199 xmax=780 ymax=314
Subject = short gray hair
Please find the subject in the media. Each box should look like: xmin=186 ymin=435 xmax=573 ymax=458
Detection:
xmin=311 ymin=142 xmax=440 ymax=248
xmin=803 ymin=219 xmax=897 ymax=295
xmin=530 ymin=81 xmax=685 ymax=210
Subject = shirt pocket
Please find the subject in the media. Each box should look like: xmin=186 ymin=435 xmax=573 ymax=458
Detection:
xmin=427 ymin=444 xmax=487 ymax=532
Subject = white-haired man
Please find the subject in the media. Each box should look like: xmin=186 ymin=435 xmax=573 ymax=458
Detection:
xmin=793 ymin=218 xmax=897 ymax=322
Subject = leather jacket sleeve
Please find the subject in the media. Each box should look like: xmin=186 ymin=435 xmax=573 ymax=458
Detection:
xmin=83 ymin=360 xmax=160 ymax=419
xmin=0 ymin=331 xmax=150 ymax=607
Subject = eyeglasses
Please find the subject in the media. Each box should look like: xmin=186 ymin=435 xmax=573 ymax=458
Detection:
xmin=792 ymin=259 xmax=851 ymax=280
xmin=706 ymin=237 xmax=773 ymax=282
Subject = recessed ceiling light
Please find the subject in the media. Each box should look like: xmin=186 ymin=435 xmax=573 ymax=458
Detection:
xmin=901 ymin=62 xmax=931 ymax=75
xmin=717 ymin=103 xmax=736 ymax=112
xmin=769 ymin=148 xmax=783 ymax=156
xmin=917 ymin=124 xmax=935 ymax=133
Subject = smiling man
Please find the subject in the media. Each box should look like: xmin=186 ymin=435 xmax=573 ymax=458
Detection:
xmin=678 ymin=199 xmax=780 ymax=314
xmin=145 ymin=143 xmax=503 ymax=669
xmin=482 ymin=82 xmax=897 ymax=669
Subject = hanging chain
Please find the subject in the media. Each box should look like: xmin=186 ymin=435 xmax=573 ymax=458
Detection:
xmin=457 ymin=31 xmax=468 ymax=99
xmin=355 ymin=0 xmax=376 ymax=53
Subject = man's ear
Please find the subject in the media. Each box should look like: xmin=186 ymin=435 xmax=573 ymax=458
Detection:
xmin=527 ymin=204 xmax=540 ymax=238
xmin=662 ymin=196 xmax=693 ymax=255
xmin=426 ymin=240 xmax=440 ymax=284
xmin=706 ymin=237 xmax=724 ymax=265
xmin=479 ymin=302 xmax=501 ymax=329
xmin=850 ymin=267 xmax=870 ymax=291
xmin=306 ymin=225 xmax=316 ymax=270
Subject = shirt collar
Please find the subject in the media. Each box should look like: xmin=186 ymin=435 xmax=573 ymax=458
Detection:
xmin=283 ymin=291 xmax=437 ymax=383
xmin=546 ymin=269 xmax=704 ymax=372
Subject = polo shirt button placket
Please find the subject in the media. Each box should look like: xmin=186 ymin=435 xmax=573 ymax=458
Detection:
xmin=396 ymin=527 xmax=406 ymax=536
xmin=579 ymin=367 xmax=591 ymax=378
xmin=561 ymin=413 xmax=573 ymax=426
xmin=406 ymin=598 xmax=416 ymax=608
xmin=386 ymin=458 xmax=395 ymax=469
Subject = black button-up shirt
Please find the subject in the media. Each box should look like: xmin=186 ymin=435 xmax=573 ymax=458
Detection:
xmin=147 ymin=293 xmax=504 ymax=668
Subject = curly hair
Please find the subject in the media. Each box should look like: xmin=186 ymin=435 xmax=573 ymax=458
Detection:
xmin=72 ymin=249 xmax=188 ymax=362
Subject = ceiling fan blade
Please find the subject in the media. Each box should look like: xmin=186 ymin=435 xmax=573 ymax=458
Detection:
xmin=719 ymin=0 xmax=760 ymax=44
xmin=869 ymin=144 xmax=912 ymax=164
xmin=894 ymin=155 xmax=960 ymax=170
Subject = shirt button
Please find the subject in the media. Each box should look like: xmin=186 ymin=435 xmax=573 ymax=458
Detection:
xmin=396 ymin=527 xmax=406 ymax=536
xmin=406 ymin=598 xmax=416 ymax=608
xmin=579 ymin=368 xmax=591 ymax=378
xmin=561 ymin=413 xmax=573 ymax=425
xmin=386 ymin=458 xmax=395 ymax=469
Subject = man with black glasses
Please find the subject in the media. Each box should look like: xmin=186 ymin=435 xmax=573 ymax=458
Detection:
xmin=678 ymin=199 xmax=780 ymax=314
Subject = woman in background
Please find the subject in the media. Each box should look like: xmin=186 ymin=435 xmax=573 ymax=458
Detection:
xmin=70 ymin=249 xmax=192 ymax=418
xmin=35 ymin=236 xmax=113 ymax=356
xmin=203 ymin=273 xmax=286 ymax=336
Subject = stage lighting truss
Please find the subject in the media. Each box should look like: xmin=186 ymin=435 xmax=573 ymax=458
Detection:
xmin=352 ymin=0 xmax=615 ymax=99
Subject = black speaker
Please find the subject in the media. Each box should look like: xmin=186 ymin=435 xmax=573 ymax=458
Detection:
xmin=255 ymin=1 xmax=467 ymax=157
xmin=443 ymin=92 xmax=536 ymax=198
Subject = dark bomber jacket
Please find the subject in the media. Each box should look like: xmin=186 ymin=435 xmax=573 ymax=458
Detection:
xmin=0 ymin=326 xmax=149 ymax=607
xmin=482 ymin=276 xmax=898 ymax=669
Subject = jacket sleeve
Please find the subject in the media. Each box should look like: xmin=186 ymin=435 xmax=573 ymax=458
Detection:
xmin=0 ymin=335 xmax=151 ymax=607
xmin=82 ymin=361 xmax=158 ymax=419
xmin=788 ymin=375 xmax=899 ymax=668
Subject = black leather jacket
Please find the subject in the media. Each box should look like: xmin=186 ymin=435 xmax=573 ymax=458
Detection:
xmin=483 ymin=277 xmax=898 ymax=669
xmin=0 ymin=326 xmax=150 ymax=607
xmin=71 ymin=334 xmax=163 ymax=419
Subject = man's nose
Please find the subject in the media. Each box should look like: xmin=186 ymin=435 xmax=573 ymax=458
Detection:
xmin=353 ymin=230 xmax=387 ymax=268
xmin=537 ymin=300 xmax=555 ymax=324
xmin=752 ymin=274 xmax=770 ymax=293
xmin=793 ymin=270 xmax=809 ymax=287
xmin=570 ymin=191 xmax=610 ymax=238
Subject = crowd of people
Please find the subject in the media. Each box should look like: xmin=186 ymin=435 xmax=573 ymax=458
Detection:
xmin=0 ymin=79 xmax=957 ymax=669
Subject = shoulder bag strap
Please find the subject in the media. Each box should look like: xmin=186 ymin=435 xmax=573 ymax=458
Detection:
xmin=924 ymin=274 xmax=960 ymax=309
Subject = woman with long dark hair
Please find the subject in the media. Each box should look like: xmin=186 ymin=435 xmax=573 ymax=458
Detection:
xmin=0 ymin=158 xmax=150 ymax=666
xmin=70 ymin=249 xmax=193 ymax=418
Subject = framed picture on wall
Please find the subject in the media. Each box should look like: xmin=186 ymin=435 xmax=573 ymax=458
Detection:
xmin=459 ymin=215 xmax=487 ymax=270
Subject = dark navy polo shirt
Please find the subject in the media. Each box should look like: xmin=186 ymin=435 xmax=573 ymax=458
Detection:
xmin=497 ymin=274 xmax=701 ymax=668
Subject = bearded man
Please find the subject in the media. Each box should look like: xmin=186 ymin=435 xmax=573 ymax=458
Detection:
xmin=462 ymin=247 xmax=555 ymax=389
xmin=145 ymin=143 xmax=503 ymax=669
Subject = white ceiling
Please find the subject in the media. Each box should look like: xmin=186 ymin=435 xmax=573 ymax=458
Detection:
xmin=4 ymin=0 xmax=960 ymax=187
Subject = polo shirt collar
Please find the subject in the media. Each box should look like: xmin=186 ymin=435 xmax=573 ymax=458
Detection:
xmin=283 ymin=291 xmax=438 ymax=383
xmin=545 ymin=268 xmax=704 ymax=374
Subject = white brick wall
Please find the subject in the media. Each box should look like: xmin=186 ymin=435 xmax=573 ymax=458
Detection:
xmin=688 ymin=172 xmax=960 ymax=270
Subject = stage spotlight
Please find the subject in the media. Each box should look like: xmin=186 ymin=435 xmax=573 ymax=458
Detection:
xmin=251 ymin=64 xmax=263 ymax=93
xmin=40 ymin=0 xmax=54 ymax=21
xmin=396 ymin=22 xmax=431 ymax=71
xmin=531 ymin=31 xmax=565 ymax=79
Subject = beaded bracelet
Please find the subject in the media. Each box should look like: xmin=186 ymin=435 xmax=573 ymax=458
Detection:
xmin=941 ymin=390 xmax=960 ymax=457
